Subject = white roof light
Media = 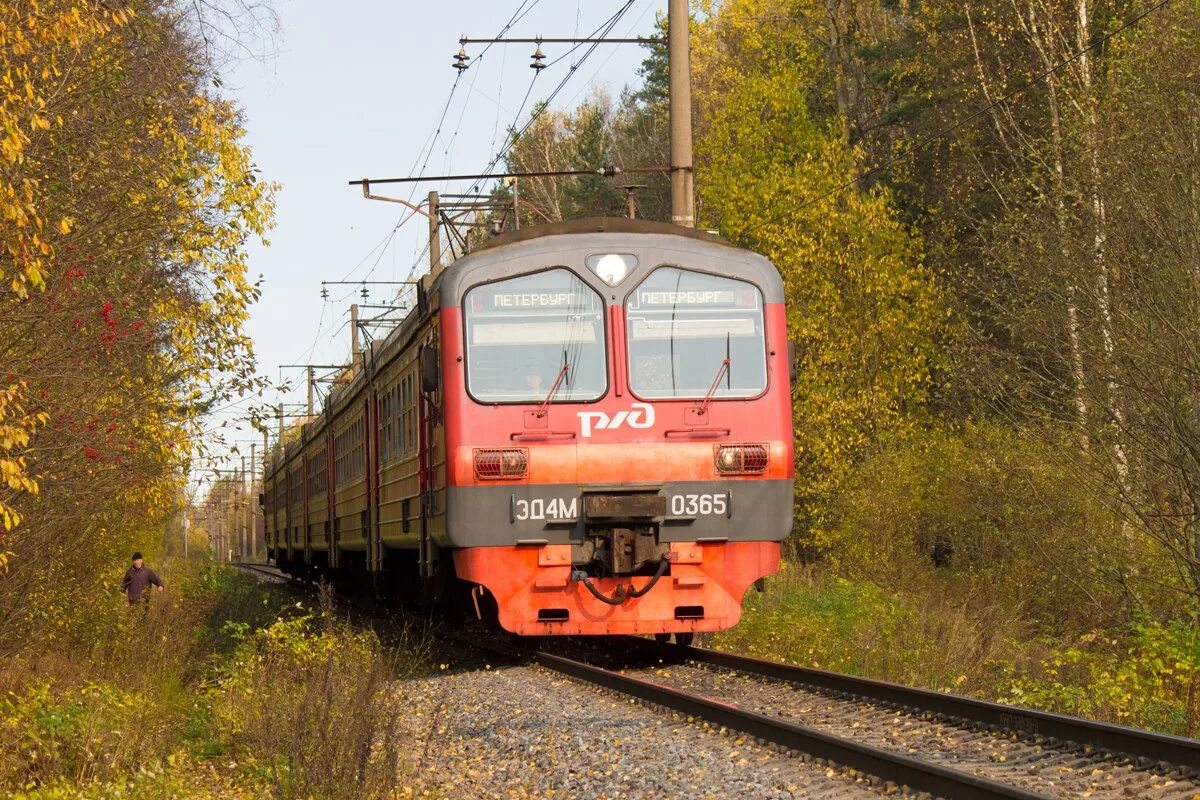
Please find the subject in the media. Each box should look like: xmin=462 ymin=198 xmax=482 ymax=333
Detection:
xmin=586 ymin=253 xmax=636 ymax=286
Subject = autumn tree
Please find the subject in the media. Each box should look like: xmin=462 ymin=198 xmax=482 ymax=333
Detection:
xmin=0 ymin=0 xmax=275 ymax=652
xmin=692 ymin=0 xmax=946 ymax=533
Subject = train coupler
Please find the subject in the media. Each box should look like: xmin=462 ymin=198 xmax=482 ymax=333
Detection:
xmin=569 ymin=554 xmax=672 ymax=605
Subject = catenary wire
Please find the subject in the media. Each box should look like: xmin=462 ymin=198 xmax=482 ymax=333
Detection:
xmin=470 ymin=1 xmax=637 ymax=194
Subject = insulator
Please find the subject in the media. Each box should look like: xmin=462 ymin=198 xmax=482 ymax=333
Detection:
xmin=360 ymin=286 xmax=369 ymax=301
xmin=529 ymin=47 xmax=546 ymax=70
xmin=453 ymin=48 xmax=470 ymax=71
xmin=320 ymin=286 xmax=328 ymax=300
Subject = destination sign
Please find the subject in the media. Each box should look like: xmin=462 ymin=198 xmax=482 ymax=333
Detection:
xmin=488 ymin=291 xmax=589 ymax=309
xmin=637 ymin=289 xmax=738 ymax=306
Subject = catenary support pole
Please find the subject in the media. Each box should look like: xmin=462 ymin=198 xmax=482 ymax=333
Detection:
xmin=511 ymin=179 xmax=520 ymax=230
xmin=428 ymin=191 xmax=442 ymax=271
xmin=668 ymin=0 xmax=695 ymax=227
xmin=243 ymin=453 xmax=250 ymax=561
xmin=250 ymin=442 xmax=258 ymax=559
xmin=307 ymin=366 xmax=314 ymax=417
xmin=240 ymin=455 xmax=248 ymax=560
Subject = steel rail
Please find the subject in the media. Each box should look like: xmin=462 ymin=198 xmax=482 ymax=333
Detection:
xmin=229 ymin=562 xmax=289 ymax=580
xmin=630 ymin=640 xmax=1200 ymax=771
xmin=524 ymin=647 xmax=1053 ymax=800
xmin=667 ymin=642 xmax=1200 ymax=772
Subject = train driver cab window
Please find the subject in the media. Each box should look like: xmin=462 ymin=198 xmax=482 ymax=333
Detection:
xmin=626 ymin=267 xmax=767 ymax=399
xmin=463 ymin=269 xmax=607 ymax=403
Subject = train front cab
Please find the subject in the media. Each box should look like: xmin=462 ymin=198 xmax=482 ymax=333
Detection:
xmin=438 ymin=221 xmax=794 ymax=636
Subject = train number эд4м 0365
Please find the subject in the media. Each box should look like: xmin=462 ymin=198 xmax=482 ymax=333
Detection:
xmin=514 ymin=497 xmax=580 ymax=521
xmin=512 ymin=494 xmax=729 ymax=521
xmin=670 ymin=493 xmax=728 ymax=517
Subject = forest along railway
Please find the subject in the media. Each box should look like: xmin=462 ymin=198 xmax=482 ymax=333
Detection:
xmin=262 ymin=218 xmax=794 ymax=640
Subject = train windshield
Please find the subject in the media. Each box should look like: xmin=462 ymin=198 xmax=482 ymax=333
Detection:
xmin=626 ymin=267 xmax=767 ymax=399
xmin=463 ymin=269 xmax=607 ymax=403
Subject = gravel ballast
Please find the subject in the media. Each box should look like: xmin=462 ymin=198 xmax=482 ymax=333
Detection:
xmin=391 ymin=657 xmax=893 ymax=799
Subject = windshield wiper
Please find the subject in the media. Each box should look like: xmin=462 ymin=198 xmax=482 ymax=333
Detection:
xmin=537 ymin=349 xmax=571 ymax=415
xmin=698 ymin=334 xmax=732 ymax=416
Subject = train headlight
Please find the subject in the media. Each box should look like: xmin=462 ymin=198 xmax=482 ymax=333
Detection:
xmin=714 ymin=444 xmax=769 ymax=475
xmin=586 ymin=253 xmax=636 ymax=286
xmin=473 ymin=448 xmax=529 ymax=480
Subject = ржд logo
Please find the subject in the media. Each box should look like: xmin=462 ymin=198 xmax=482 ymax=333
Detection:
xmin=577 ymin=403 xmax=655 ymax=437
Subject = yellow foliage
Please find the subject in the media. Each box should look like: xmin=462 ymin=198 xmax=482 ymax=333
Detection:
xmin=0 ymin=0 xmax=275 ymax=641
xmin=0 ymin=382 xmax=44 ymax=536
xmin=692 ymin=0 xmax=948 ymax=534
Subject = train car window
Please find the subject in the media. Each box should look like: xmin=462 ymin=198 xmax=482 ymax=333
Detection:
xmin=463 ymin=269 xmax=607 ymax=403
xmin=380 ymin=392 xmax=390 ymax=463
xmin=401 ymin=374 xmax=416 ymax=455
xmin=393 ymin=384 xmax=402 ymax=457
xmin=626 ymin=267 xmax=767 ymax=399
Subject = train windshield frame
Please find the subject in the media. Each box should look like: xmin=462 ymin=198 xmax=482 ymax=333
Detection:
xmin=625 ymin=266 xmax=768 ymax=400
xmin=463 ymin=268 xmax=608 ymax=404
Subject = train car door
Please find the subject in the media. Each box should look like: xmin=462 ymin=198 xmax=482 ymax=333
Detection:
xmin=368 ymin=387 xmax=383 ymax=574
xmin=417 ymin=339 xmax=440 ymax=587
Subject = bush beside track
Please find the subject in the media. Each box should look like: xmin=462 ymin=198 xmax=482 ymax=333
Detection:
xmin=0 ymin=563 xmax=431 ymax=799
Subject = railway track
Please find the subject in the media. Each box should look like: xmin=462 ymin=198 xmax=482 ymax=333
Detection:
xmin=625 ymin=638 xmax=1199 ymax=770
xmin=512 ymin=641 xmax=1199 ymax=800
xmin=230 ymin=563 xmax=1200 ymax=799
xmin=230 ymin=561 xmax=290 ymax=582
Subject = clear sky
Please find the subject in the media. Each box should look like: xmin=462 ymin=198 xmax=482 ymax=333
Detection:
xmin=201 ymin=0 xmax=665 ymax=483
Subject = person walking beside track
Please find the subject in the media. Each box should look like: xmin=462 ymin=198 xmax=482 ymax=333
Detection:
xmin=121 ymin=552 xmax=164 ymax=605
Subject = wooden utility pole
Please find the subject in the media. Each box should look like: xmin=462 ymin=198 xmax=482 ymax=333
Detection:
xmin=668 ymin=0 xmax=695 ymax=228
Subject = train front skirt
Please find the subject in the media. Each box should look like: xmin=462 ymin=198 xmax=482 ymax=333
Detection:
xmin=453 ymin=540 xmax=781 ymax=636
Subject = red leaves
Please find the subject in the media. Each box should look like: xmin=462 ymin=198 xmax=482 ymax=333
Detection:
xmin=62 ymin=265 xmax=86 ymax=297
xmin=92 ymin=300 xmax=147 ymax=350
xmin=83 ymin=445 xmax=101 ymax=461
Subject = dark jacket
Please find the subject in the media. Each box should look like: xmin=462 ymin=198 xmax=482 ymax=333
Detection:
xmin=121 ymin=565 xmax=164 ymax=604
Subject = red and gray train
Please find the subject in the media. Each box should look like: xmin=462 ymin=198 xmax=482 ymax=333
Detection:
xmin=262 ymin=218 xmax=794 ymax=639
